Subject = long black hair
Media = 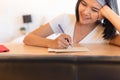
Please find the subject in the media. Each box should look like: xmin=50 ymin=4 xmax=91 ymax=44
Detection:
xmin=75 ymin=0 xmax=119 ymax=40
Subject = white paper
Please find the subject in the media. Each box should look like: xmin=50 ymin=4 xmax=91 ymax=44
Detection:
xmin=48 ymin=46 xmax=89 ymax=53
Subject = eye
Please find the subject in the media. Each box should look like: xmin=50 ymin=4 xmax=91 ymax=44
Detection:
xmin=81 ymin=1 xmax=87 ymax=6
xmin=92 ymin=9 xmax=98 ymax=12
xmin=92 ymin=8 xmax=99 ymax=12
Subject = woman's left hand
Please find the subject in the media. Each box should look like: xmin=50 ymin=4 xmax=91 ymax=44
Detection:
xmin=98 ymin=5 xmax=111 ymax=20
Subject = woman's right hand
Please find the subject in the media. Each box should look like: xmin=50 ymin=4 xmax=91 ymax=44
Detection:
xmin=48 ymin=34 xmax=72 ymax=49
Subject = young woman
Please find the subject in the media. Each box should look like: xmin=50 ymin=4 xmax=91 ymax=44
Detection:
xmin=23 ymin=0 xmax=120 ymax=49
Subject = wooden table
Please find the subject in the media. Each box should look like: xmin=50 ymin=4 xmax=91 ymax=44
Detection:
xmin=1 ymin=43 xmax=120 ymax=56
xmin=0 ymin=43 xmax=120 ymax=80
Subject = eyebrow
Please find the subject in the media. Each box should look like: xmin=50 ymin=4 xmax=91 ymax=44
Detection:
xmin=82 ymin=0 xmax=100 ymax=11
xmin=81 ymin=0 xmax=86 ymax=4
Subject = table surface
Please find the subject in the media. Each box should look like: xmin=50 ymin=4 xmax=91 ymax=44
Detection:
xmin=0 ymin=43 xmax=120 ymax=61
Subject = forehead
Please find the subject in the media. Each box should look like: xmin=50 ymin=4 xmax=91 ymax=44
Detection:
xmin=82 ymin=0 xmax=102 ymax=8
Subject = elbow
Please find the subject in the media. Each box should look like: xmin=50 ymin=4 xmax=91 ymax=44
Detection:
xmin=23 ymin=33 xmax=36 ymax=46
xmin=23 ymin=35 xmax=31 ymax=45
xmin=109 ymin=35 xmax=120 ymax=47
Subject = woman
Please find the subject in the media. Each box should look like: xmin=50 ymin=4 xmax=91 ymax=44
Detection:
xmin=23 ymin=0 xmax=120 ymax=49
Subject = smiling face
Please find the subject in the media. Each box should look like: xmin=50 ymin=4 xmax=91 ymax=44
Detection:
xmin=78 ymin=0 xmax=102 ymax=25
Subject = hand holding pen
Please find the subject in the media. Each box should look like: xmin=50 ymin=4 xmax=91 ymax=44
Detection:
xmin=44 ymin=24 xmax=72 ymax=49
xmin=58 ymin=24 xmax=72 ymax=47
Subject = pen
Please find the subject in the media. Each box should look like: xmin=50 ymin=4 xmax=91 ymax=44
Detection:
xmin=58 ymin=24 xmax=65 ymax=33
xmin=58 ymin=24 xmax=72 ymax=46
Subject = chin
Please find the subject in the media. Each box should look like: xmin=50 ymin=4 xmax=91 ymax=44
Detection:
xmin=80 ymin=19 xmax=93 ymax=25
xmin=80 ymin=20 xmax=89 ymax=25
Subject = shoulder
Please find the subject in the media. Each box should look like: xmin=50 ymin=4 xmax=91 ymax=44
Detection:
xmin=54 ymin=13 xmax=75 ymax=21
xmin=49 ymin=13 xmax=76 ymax=33
xmin=62 ymin=13 xmax=75 ymax=21
xmin=60 ymin=13 xmax=76 ymax=25
xmin=49 ymin=13 xmax=76 ymax=27
xmin=96 ymin=24 xmax=104 ymax=31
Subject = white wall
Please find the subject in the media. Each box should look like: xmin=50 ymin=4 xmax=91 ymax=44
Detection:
xmin=0 ymin=0 xmax=77 ymax=42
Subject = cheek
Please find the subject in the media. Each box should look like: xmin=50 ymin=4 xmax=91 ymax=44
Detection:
xmin=78 ymin=7 xmax=83 ymax=17
xmin=91 ymin=13 xmax=99 ymax=21
xmin=78 ymin=4 xmax=84 ymax=14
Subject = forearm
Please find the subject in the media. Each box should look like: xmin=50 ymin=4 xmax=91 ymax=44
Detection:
xmin=101 ymin=5 xmax=120 ymax=32
xmin=23 ymin=34 xmax=53 ymax=48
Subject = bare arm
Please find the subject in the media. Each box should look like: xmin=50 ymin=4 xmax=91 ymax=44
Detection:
xmin=23 ymin=23 xmax=71 ymax=48
xmin=100 ymin=6 xmax=120 ymax=46
xmin=100 ymin=5 xmax=120 ymax=32
xmin=23 ymin=23 xmax=54 ymax=47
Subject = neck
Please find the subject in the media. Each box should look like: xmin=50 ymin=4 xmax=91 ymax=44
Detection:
xmin=76 ymin=22 xmax=98 ymax=29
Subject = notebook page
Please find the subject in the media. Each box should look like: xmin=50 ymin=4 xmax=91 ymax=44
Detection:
xmin=48 ymin=46 xmax=89 ymax=53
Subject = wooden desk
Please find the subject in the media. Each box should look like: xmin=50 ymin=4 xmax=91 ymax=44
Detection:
xmin=0 ymin=43 xmax=120 ymax=80
xmin=1 ymin=43 xmax=120 ymax=56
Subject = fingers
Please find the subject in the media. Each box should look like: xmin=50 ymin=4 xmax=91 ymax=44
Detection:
xmin=97 ymin=10 xmax=104 ymax=21
xmin=58 ymin=34 xmax=70 ymax=47
xmin=65 ymin=34 xmax=72 ymax=44
xmin=98 ymin=5 xmax=110 ymax=20
xmin=54 ymin=34 xmax=72 ymax=49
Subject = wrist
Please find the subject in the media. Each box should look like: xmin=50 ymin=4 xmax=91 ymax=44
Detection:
xmin=100 ymin=5 xmax=112 ymax=17
xmin=46 ymin=39 xmax=53 ymax=48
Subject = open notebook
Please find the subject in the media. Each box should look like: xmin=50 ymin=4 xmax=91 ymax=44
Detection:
xmin=48 ymin=46 xmax=89 ymax=53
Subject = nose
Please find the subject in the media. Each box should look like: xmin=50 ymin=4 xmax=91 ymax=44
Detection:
xmin=83 ymin=7 xmax=91 ymax=16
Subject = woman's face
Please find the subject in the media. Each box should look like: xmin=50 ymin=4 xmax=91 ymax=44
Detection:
xmin=78 ymin=0 xmax=102 ymax=25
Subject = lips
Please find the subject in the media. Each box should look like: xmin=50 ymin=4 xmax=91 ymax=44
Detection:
xmin=81 ymin=15 xmax=91 ymax=21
